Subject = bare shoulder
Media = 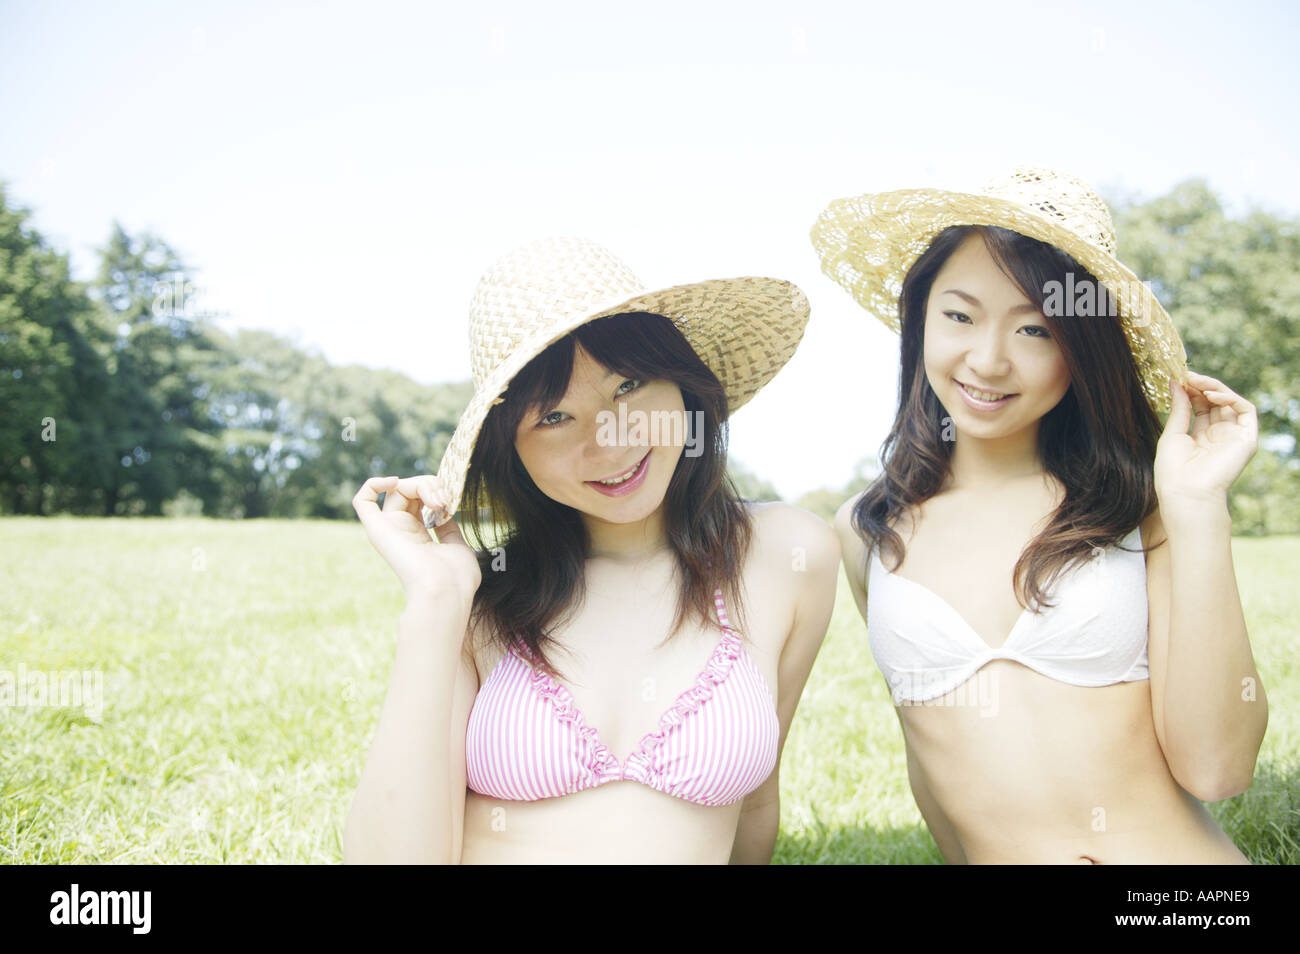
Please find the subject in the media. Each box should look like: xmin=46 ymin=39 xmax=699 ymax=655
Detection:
xmin=834 ymin=491 xmax=874 ymax=619
xmin=747 ymin=500 xmax=841 ymax=575
xmin=744 ymin=502 xmax=840 ymax=703
xmin=745 ymin=502 xmax=840 ymax=650
xmin=833 ymin=491 xmax=871 ymax=566
xmin=833 ymin=490 xmax=867 ymax=538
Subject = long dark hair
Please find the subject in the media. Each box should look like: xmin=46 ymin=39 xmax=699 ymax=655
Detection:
xmin=463 ymin=312 xmax=753 ymax=674
xmin=854 ymin=225 xmax=1164 ymax=612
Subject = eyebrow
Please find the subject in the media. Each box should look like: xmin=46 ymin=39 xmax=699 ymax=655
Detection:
xmin=940 ymin=288 xmax=1042 ymax=315
xmin=535 ymin=369 xmax=635 ymax=415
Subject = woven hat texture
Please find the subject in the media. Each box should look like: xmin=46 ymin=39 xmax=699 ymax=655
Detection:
xmin=427 ymin=236 xmax=810 ymax=521
xmin=811 ymin=165 xmax=1188 ymax=412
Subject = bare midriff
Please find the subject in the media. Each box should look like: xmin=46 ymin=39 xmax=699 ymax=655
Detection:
xmin=459 ymin=784 xmax=742 ymax=864
xmin=897 ymin=660 xmax=1248 ymax=864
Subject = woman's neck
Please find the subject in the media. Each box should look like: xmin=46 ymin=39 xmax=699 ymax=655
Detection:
xmin=582 ymin=507 xmax=671 ymax=563
xmin=945 ymin=424 xmax=1046 ymax=490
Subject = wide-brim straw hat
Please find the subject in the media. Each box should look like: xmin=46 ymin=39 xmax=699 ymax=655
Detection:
xmin=424 ymin=236 xmax=811 ymax=523
xmin=810 ymin=165 xmax=1188 ymax=413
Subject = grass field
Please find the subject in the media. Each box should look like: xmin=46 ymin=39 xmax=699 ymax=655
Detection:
xmin=1 ymin=516 xmax=1296 ymax=864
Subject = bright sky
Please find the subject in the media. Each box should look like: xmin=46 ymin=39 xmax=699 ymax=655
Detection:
xmin=3 ymin=0 xmax=1298 ymax=498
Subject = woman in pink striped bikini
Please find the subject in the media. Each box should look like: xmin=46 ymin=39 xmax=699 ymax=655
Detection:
xmin=343 ymin=237 xmax=840 ymax=863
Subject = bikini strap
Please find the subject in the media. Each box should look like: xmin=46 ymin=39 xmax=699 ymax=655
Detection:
xmin=712 ymin=587 xmax=733 ymax=633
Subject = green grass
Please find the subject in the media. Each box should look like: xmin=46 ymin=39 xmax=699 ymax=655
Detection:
xmin=1 ymin=517 xmax=1296 ymax=864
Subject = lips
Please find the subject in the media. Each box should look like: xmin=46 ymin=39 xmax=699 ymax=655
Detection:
xmin=585 ymin=451 xmax=651 ymax=497
xmin=955 ymin=379 xmax=1017 ymax=410
xmin=592 ymin=455 xmax=645 ymax=484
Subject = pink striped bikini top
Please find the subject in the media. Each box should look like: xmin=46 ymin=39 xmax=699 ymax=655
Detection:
xmin=464 ymin=588 xmax=779 ymax=807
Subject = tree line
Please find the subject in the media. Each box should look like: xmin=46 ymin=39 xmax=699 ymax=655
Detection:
xmin=1 ymin=180 xmax=1296 ymax=531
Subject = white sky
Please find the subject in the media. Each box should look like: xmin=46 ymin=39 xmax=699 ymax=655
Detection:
xmin=3 ymin=0 xmax=1298 ymax=498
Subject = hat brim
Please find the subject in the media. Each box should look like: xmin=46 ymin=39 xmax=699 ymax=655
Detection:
xmin=810 ymin=187 xmax=1188 ymax=413
xmin=427 ymin=276 xmax=810 ymax=522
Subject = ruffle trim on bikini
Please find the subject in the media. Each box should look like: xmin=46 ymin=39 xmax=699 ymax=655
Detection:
xmin=513 ymin=645 xmax=621 ymax=779
xmin=627 ymin=628 xmax=743 ymax=765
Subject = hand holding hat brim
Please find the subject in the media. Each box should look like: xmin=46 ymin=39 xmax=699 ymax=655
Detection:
xmin=354 ymin=474 xmax=479 ymax=598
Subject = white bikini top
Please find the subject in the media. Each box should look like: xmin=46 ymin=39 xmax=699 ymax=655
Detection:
xmin=867 ymin=524 xmax=1149 ymax=703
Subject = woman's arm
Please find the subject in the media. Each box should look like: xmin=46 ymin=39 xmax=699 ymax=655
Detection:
xmin=1147 ymin=373 xmax=1268 ymax=801
xmin=729 ymin=504 xmax=840 ymax=864
xmin=834 ymin=493 xmax=870 ymax=618
xmin=1144 ymin=504 xmax=1267 ymax=801
xmin=343 ymin=474 xmax=482 ymax=864
xmin=729 ymin=771 xmax=781 ymax=865
xmin=343 ymin=589 xmax=477 ymax=864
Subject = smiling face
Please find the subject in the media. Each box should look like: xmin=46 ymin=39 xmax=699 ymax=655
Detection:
xmin=923 ymin=232 xmax=1071 ymax=441
xmin=512 ymin=344 xmax=687 ymax=525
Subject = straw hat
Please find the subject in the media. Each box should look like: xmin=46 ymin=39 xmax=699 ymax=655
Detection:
xmin=810 ymin=165 xmax=1188 ymax=412
xmin=423 ymin=236 xmax=810 ymax=524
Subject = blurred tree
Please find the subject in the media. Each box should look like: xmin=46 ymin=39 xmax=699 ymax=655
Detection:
xmin=1114 ymin=181 xmax=1300 ymax=533
xmin=0 ymin=183 xmax=110 ymax=514
xmin=87 ymin=223 xmax=223 ymax=515
xmin=0 ymin=186 xmax=480 ymax=520
xmin=294 ymin=363 xmax=472 ymax=519
xmin=191 ymin=325 xmax=474 ymax=518
xmin=726 ymin=458 xmax=782 ymax=503
xmin=10 ymin=179 xmax=1291 ymax=529
xmin=795 ymin=455 xmax=881 ymax=521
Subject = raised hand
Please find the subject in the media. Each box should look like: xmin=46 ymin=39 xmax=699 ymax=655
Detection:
xmin=352 ymin=474 xmax=482 ymax=601
xmin=1155 ymin=371 xmax=1259 ymax=509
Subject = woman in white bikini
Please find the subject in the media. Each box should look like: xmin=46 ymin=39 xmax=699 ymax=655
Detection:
xmin=344 ymin=237 xmax=838 ymax=863
xmin=812 ymin=167 xmax=1268 ymax=864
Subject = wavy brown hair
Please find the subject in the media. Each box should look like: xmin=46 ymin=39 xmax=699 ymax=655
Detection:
xmin=853 ymin=225 xmax=1164 ymax=612
xmin=463 ymin=312 xmax=753 ymax=675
